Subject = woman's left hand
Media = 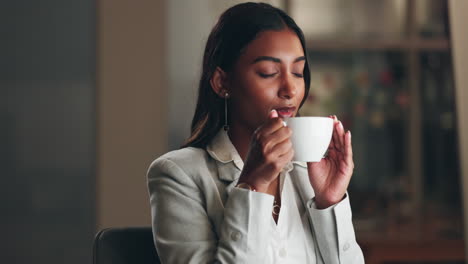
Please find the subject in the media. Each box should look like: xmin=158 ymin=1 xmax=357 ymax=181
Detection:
xmin=307 ymin=115 xmax=354 ymax=209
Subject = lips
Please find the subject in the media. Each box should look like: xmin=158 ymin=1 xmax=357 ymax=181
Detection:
xmin=276 ymin=107 xmax=296 ymax=118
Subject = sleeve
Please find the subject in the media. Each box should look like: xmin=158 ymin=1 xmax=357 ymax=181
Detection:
xmin=306 ymin=193 xmax=365 ymax=264
xmin=147 ymin=158 xmax=274 ymax=264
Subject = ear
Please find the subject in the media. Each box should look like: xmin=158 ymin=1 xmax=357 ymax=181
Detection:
xmin=210 ymin=67 xmax=229 ymax=97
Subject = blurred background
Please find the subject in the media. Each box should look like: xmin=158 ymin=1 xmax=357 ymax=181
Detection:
xmin=1 ymin=0 xmax=468 ymax=263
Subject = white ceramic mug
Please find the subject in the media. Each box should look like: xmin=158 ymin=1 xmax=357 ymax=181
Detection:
xmin=284 ymin=117 xmax=333 ymax=162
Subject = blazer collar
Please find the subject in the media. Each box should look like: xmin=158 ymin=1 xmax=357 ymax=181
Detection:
xmin=206 ymin=130 xmax=244 ymax=173
xmin=206 ymin=129 xmax=306 ymax=183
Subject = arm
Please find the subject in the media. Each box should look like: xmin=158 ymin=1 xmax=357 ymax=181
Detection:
xmin=306 ymin=115 xmax=365 ymax=263
xmin=147 ymin=157 xmax=274 ymax=264
xmin=307 ymin=194 xmax=365 ymax=263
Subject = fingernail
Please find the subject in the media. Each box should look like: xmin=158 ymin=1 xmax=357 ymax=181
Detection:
xmin=348 ymin=130 xmax=351 ymax=138
xmin=282 ymin=121 xmax=287 ymax=127
xmin=270 ymin=109 xmax=278 ymax=118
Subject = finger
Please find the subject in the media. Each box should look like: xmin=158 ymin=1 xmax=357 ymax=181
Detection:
xmin=265 ymin=126 xmax=292 ymax=147
xmin=337 ymin=120 xmax=345 ymax=150
xmin=270 ymin=137 xmax=293 ymax=157
xmin=269 ymin=109 xmax=279 ymax=118
xmin=329 ymin=135 xmax=336 ymax=151
xmin=332 ymin=121 xmax=342 ymax=151
xmin=255 ymin=122 xmax=291 ymax=156
xmin=279 ymin=147 xmax=294 ymax=164
xmin=260 ymin=110 xmax=286 ymax=135
xmin=332 ymin=115 xmax=342 ymax=148
xmin=255 ymin=118 xmax=285 ymax=140
xmin=328 ymin=116 xmax=337 ymax=149
xmin=265 ymin=141 xmax=293 ymax=172
xmin=327 ymin=145 xmax=338 ymax=160
xmin=344 ymin=130 xmax=353 ymax=166
xmin=328 ymin=138 xmax=340 ymax=160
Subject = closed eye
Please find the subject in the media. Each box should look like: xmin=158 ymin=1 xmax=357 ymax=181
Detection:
xmin=293 ymin=72 xmax=304 ymax=78
xmin=258 ymin=72 xmax=278 ymax=78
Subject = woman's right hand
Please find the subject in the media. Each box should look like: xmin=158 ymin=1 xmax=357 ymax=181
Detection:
xmin=237 ymin=109 xmax=294 ymax=193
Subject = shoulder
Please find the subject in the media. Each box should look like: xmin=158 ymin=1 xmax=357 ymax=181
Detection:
xmin=156 ymin=147 xmax=208 ymax=164
xmin=147 ymin=147 xmax=213 ymax=182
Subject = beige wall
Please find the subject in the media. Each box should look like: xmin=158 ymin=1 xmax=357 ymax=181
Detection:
xmin=449 ymin=0 xmax=468 ymax=256
xmin=96 ymin=0 xmax=168 ymax=228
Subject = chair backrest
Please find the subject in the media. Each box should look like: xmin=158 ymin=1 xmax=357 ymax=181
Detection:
xmin=93 ymin=227 xmax=160 ymax=264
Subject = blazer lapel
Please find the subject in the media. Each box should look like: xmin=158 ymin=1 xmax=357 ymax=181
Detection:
xmin=216 ymin=161 xmax=242 ymax=194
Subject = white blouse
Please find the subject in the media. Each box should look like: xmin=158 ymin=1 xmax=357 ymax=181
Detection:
xmin=266 ymin=171 xmax=312 ymax=263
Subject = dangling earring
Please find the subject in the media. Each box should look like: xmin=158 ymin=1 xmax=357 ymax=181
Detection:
xmin=223 ymin=92 xmax=229 ymax=131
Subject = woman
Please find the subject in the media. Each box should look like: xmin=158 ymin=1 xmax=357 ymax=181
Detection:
xmin=147 ymin=2 xmax=364 ymax=263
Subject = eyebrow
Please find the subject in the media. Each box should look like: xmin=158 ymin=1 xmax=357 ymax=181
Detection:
xmin=252 ymin=56 xmax=306 ymax=64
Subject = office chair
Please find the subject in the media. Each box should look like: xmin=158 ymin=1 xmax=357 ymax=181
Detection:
xmin=93 ymin=227 xmax=160 ymax=264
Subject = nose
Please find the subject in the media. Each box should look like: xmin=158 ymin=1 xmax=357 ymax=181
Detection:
xmin=278 ymin=73 xmax=297 ymax=100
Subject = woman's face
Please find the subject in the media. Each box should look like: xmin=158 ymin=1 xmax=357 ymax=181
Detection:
xmin=227 ymin=29 xmax=306 ymax=133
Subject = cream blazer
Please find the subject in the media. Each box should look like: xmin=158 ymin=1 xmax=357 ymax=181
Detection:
xmin=147 ymin=130 xmax=364 ymax=264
